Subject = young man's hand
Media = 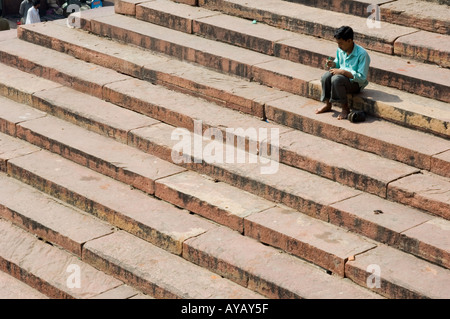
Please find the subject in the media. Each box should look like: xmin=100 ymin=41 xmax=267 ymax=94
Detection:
xmin=329 ymin=68 xmax=354 ymax=79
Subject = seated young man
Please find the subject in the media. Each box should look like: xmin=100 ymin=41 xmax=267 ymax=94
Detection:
xmin=316 ymin=26 xmax=370 ymax=120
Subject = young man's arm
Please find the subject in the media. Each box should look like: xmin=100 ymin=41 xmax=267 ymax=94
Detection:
xmin=348 ymin=52 xmax=370 ymax=87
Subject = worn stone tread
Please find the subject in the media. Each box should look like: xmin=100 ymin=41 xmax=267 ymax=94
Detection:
xmin=0 ymin=218 xmax=124 ymax=299
xmin=83 ymin=230 xmax=264 ymax=299
xmin=8 ymin=22 xmax=450 ymax=176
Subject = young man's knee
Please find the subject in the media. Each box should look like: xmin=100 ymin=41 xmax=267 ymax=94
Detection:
xmin=330 ymin=74 xmax=347 ymax=84
xmin=321 ymin=71 xmax=333 ymax=82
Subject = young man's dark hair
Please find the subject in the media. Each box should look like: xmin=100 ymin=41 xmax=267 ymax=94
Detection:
xmin=334 ymin=26 xmax=354 ymax=41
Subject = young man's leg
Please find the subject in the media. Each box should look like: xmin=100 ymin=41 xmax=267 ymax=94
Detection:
xmin=330 ymin=75 xmax=360 ymax=119
xmin=316 ymin=71 xmax=333 ymax=114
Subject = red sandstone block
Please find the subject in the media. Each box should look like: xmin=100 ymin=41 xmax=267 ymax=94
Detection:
xmin=128 ymin=123 xmax=178 ymax=163
xmin=394 ymin=31 xmax=450 ymax=68
xmin=0 ymin=132 xmax=40 ymax=172
xmin=103 ymin=77 xmax=291 ymax=150
xmin=0 ymin=271 xmax=48 ymax=299
xmin=193 ymin=13 xmax=290 ymax=55
xmin=83 ymin=230 xmax=262 ymax=298
xmin=0 ymin=38 xmax=130 ymax=99
xmin=274 ymin=35 xmax=334 ymax=69
xmin=114 ymin=0 xmax=149 ymax=16
xmin=7 ymin=150 xmax=216 ymax=255
xmin=251 ymin=59 xmax=323 ymax=96
xmin=90 ymin=13 xmax=274 ymax=78
xmin=31 ymin=86 xmax=159 ymax=144
xmin=380 ymin=0 xmax=449 ymax=35
xmin=325 ymin=193 xmax=449 ymax=266
xmin=90 ymin=284 xmax=149 ymax=299
xmin=0 ymin=29 xmax=17 ymax=43
xmin=366 ymin=50 xmax=450 ymax=103
xmin=19 ymin=22 xmax=146 ymax=80
xmin=345 ymin=245 xmax=450 ymax=299
xmin=277 ymin=129 xmax=419 ymax=197
xmin=183 ymin=226 xmax=382 ymax=298
xmin=387 ymin=172 xmax=450 ymax=220
xmin=264 ymin=93 xmax=450 ymax=174
xmin=0 ymin=63 xmax=62 ymax=106
xmin=17 ymin=18 xmax=280 ymax=119
xmin=137 ymin=0 xmax=217 ymax=34
xmin=400 ymin=218 xmax=450 ymax=269
xmin=0 ymin=173 xmax=114 ymax=257
xmin=173 ymin=0 xmax=198 ymax=5
xmin=155 ymin=171 xmax=275 ymax=232
xmin=199 ymin=0 xmax=416 ymax=55
xmin=244 ymin=205 xmax=376 ymax=277
xmin=15 ymin=115 xmax=183 ymax=195
xmin=0 ymin=96 xmax=46 ymax=136
xmin=431 ymin=150 xmax=450 ymax=178
xmin=76 ymin=5 xmax=115 ymax=32
xmin=142 ymin=57 xmax=289 ymax=118
xmin=129 ymin=121 xmax=362 ymax=220
xmin=0 ymin=218 xmax=123 ymax=299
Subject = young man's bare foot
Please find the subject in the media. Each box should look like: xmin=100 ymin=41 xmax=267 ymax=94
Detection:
xmin=315 ymin=103 xmax=332 ymax=114
xmin=337 ymin=107 xmax=350 ymax=120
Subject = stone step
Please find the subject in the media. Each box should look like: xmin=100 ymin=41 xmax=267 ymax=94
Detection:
xmin=0 ymin=124 xmax=446 ymax=298
xmin=0 ymin=217 xmax=130 ymax=299
xmin=185 ymin=226 xmax=449 ymax=299
xmin=2 ymin=48 xmax=448 ymax=218
xmin=7 ymin=23 xmax=449 ymax=178
xmin=0 ymin=172 xmax=115 ymax=257
xmin=6 ymin=149 xmax=219 ymax=256
xmin=182 ymin=225 xmax=383 ymax=298
xmin=83 ymin=230 xmax=264 ymax=299
xmin=0 ymin=45 xmax=448 ymax=217
xmin=1 ymin=90 xmax=448 ymax=269
xmin=345 ymin=244 xmax=450 ymax=298
xmin=196 ymin=0 xmax=450 ymax=68
xmin=282 ymin=0 xmax=450 ymax=35
xmin=9 ymin=83 xmax=424 ymax=200
xmin=0 ymin=40 xmax=446 ymax=300
xmin=0 ymin=270 xmax=48 ymax=299
xmin=122 ymin=0 xmax=450 ymax=103
xmin=67 ymin=11 xmax=450 ymax=138
xmin=1 ymin=125 xmax=380 ymax=278
xmin=0 ymin=137 xmax=381 ymax=297
xmin=0 ymin=95 xmax=185 ymax=196
xmin=0 ymin=214 xmax=247 ymax=299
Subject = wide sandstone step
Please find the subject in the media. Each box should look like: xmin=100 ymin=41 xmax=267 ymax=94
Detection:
xmin=62 ymin=11 xmax=450 ymax=138
xmin=0 ymin=217 xmax=129 ymax=299
xmin=196 ymin=0 xmax=450 ymax=67
xmin=1 ymin=94 xmax=448 ymax=269
xmin=0 ymin=172 xmax=115 ymax=257
xmin=282 ymin=0 xmax=450 ymax=35
xmin=0 ymin=44 xmax=448 ymax=218
xmin=0 ymin=215 xmax=253 ymax=299
xmin=0 ymin=270 xmax=48 ymax=299
xmin=345 ymin=244 xmax=450 ymax=298
xmin=2 ymin=52 xmax=449 ymax=220
xmin=117 ymin=0 xmax=450 ymax=103
xmin=1 ymin=133 xmax=448 ymax=298
xmin=8 ymin=22 xmax=450 ymax=179
xmin=0 ymin=138 xmax=383 ymax=297
xmin=1 ymin=135 xmax=379 ymax=278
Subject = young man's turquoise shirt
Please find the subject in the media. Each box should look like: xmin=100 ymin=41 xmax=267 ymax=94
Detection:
xmin=333 ymin=44 xmax=371 ymax=89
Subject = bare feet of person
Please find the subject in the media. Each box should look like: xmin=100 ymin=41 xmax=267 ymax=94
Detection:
xmin=315 ymin=103 xmax=332 ymax=114
xmin=337 ymin=107 xmax=350 ymax=120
